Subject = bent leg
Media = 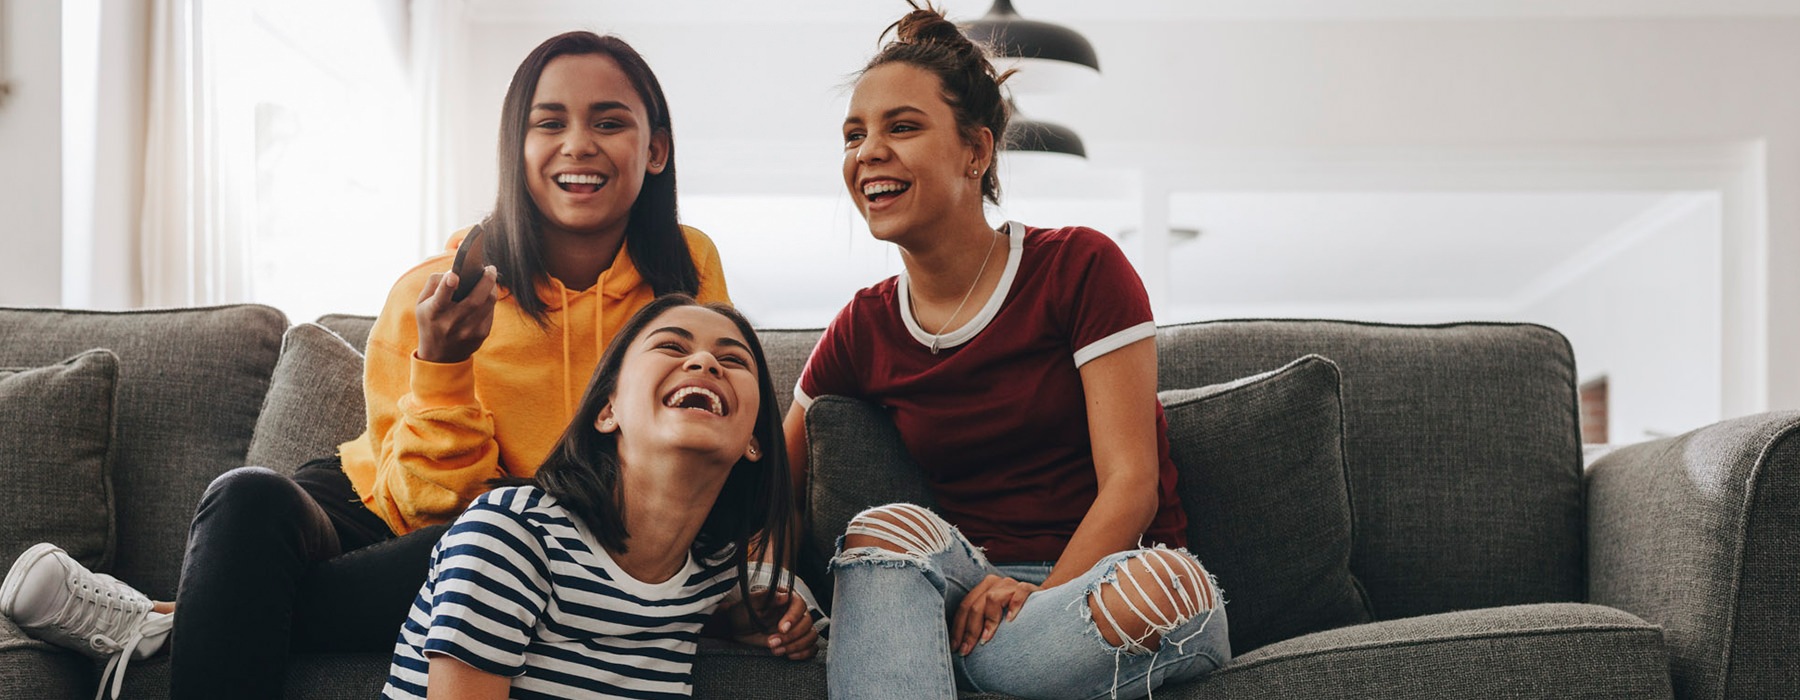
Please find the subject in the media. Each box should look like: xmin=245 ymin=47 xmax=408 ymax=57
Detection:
xmin=290 ymin=523 xmax=447 ymax=652
xmin=827 ymin=504 xmax=993 ymax=700
xmin=960 ymin=548 xmax=1230 ymax=700
xmin=1089 ymin=547 xmax=1219 ymax=653
xmin=170 ymin=466 xmax=341 ymax=700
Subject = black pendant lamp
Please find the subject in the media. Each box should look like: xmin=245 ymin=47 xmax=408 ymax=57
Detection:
xmin=960 ymin=0 xmax=1100 ymax=93
xmin=1004 ymin=114 xmax=1086 ymax=159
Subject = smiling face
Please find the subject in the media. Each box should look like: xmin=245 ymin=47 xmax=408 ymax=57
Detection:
xmin=842 ymin=62 xmax=992 ymax=244
xmin=523 ymin=53 xmax=669 ymax=241
xmin=596 ymin=305 xmax=762 ymax=466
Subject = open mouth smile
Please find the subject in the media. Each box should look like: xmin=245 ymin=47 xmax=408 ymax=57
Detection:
xmin=663 ymin=385 xmax=728 ymax=416
xmin=861 ymin=179 xmax=911 ymax=204
xmin=555 ymin=172 xmax=609 ymax=194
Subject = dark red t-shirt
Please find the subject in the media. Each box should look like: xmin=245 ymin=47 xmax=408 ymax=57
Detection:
xmin=798 ymin=222 xmax=1187 ymax=563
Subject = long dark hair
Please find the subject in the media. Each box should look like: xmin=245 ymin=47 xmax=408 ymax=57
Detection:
xmin=863 ymin=1 xmax=1014 ymax=204
xmin=487 ymin=31 xmax=700 ymax=325
xmin=495 ymin=294 xmax=793 ymax=604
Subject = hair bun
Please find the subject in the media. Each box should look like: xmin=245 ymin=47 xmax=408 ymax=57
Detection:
xmin=891 ymin=5 xmax=969 ymax=47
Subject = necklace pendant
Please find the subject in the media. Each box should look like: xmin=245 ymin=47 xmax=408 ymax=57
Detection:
xmin=929 ymin=337 xmax=941 ymax=355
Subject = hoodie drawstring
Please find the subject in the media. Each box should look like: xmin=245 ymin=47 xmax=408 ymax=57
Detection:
xmin=559 ymin=284 xmax=573 ymax=417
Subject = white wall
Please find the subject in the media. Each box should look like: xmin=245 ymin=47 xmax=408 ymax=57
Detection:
xmin=1055 ymin=18 xmax=1800 ymax=415
xmin=1514 ymin=195 xmax=1723 ymax=443
xmin=82 ymin=0 xmax=146 ymax=309
xmin=447 ymin=15 xmax=1800 ymax=415
xmin=0 ymin=0 xmax=144 ymax=309
xmin=0 ymin=0 xmax=62 ymax=307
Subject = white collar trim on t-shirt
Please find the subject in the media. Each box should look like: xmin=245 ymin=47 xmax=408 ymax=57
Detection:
xmin=898 ymin=221 xmax=1025 ymax=352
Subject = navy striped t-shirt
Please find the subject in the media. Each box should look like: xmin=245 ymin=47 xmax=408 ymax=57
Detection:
xmin=383 ymin=486 xmax=738 ymax=699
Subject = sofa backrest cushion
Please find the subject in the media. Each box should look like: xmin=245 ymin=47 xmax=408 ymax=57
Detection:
xmin=315 ymin=314 xmax=374 ymax=352
xmin=247 ymin=323 xmax=367 ymax=475
xmin=751 ymin=329 xmax=821 ymax=420
xmin=806 ymin=355 xmax=1373 ymax=652
xmin=0 ymin=350 xmax=120 ymax=572
xmin=0 ymin=306 xmax=287 ymax=599
xmin=1156 ymin=321 xmax=1583 ymax=620
xmin=1160 ymin=354 xmax=1371 ymax=652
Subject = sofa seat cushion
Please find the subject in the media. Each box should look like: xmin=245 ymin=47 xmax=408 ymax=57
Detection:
xmin=247 ymin=323 xmax=368 ymax=475
xmin=0 ymin=350 xmax=119 ymax=572
xmin=955 ymin=604 xmax=1669 ymax=700
xmin=1176 ymin=603 xmax=1668 ymax=699
xmin=1159 ymin=355 xmax=1370 ymax=653
xmin=111 ymin=641 xmax=829 ymax=699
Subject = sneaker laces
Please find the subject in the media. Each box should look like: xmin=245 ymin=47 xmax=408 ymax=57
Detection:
xmin=45 ymin=571 xmax=162 ymax=700
xmin=94 ymin=611 xmax=172 ymax=700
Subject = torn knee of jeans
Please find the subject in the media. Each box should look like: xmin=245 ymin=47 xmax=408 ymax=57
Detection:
xmin=828 ymin=544 xmax=934 ymax=571
xmin=1081 ymin=547 xmax=1222 ymax=657
xmin=839 ymin=503 xmax=958 ymax=557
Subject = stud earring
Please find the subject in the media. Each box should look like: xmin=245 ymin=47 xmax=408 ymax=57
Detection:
xmin=969 ymin=168 xmax=979 ymax=178
xmin=747 ymin=446 xmax=759 ymax=457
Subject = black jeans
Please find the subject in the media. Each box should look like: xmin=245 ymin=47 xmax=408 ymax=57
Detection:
xmin=169 ymin=458 xmax=448 ymax=699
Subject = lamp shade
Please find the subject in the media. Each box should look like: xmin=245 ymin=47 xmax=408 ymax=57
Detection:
xmin=1004 ymin=116 xmax=1086 ymax=158
xmin=961 ymin=0 xmax=1100 ymax=93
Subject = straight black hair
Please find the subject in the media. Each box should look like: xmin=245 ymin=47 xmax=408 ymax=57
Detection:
xmin=486 ymin=31 xmax=700 ymax=325
xmin=494 ymin=294 xmax=793 ymax=607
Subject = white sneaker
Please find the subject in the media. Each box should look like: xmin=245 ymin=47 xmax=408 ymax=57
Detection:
xmin=1 ymin=542 xmax=173 ymax=700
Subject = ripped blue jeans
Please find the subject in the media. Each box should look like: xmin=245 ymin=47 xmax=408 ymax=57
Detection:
xmin=827 ymin=504 xmax=1230 ymax=700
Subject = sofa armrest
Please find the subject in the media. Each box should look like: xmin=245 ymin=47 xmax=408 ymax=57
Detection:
xmin=1586 ymin=411 xmax=1800 ymax=700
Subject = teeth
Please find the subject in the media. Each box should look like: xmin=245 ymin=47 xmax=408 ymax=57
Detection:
xmin=664 ymin=386 xmax=724 ymax=415
xmin=556 ymin=173 xmax=606 ymax=185
xmin=862 ymin=181 xmax=909 ymax=197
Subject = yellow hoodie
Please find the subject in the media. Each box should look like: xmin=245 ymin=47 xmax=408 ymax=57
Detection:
xmin=337 ymin=226 xmax=730 ymax=535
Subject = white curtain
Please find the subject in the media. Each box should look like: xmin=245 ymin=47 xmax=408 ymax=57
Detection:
xmin=411 ymin=0 xmax=472 ymax=258
xmin=139 ymin=0 xmax=253 ymax=308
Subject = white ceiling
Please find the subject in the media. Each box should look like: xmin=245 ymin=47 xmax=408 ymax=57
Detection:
xmin=468 ymin=0 xmax=1800 ymax=23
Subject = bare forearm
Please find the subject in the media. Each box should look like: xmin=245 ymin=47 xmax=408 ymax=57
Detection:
xmin=1042 ymin=479 xmax=1157 ymax=589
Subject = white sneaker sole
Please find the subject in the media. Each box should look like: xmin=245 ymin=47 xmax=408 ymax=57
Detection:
xmin=0 ymin=542 xmax=64 ymax=620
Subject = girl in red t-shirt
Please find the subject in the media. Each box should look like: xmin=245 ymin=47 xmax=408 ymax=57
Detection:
xmin=785 ymin=5 xmax=1232 ymax=700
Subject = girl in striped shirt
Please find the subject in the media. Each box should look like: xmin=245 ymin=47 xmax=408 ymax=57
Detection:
xmin=384 ymin=295 xmax=817 ymax=699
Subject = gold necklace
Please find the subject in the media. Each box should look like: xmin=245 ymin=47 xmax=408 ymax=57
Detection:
xmin=916 ymin=230 xmax=1001 ymax=355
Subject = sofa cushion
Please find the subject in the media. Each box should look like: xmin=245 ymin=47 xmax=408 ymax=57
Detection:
xmin=247 ymin=324 xmax=368 ymax=475
xmin=1155 ymin=321 xmax=1583 ymax=621
xmin=1159 ymin=355 xmax=1369 ymax=653
xmin=754 ymin=328 xmax=822 ymax=420
xmin=1184 ymin=603 xmax=1670 ymax=699
xmin=0 ymin=350 xmax=119 ymax=572
xmin=803 ymin=356 xmax=1371 ymax=649
xmin=804 ymin=396 xmax=937 ymax=562
xmin=0 ymin=305 xmax=287 ymax=600
xmin=113 ymin=641 xmax=830 ymax=700
xmin=314 ymin=314 xmax=375 ymax=353
xmin=958 ymin=603 xmax=1671 ymax=700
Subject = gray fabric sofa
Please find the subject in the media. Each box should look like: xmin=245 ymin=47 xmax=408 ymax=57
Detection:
xmin=1 ymin=304 xmax=1794 ymax=699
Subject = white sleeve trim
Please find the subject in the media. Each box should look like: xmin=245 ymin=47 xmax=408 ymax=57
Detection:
xmin=1073 ymin=321 xmax=1156 ymax=368
xmin=793 ymin=382 xmax=815 ymax=411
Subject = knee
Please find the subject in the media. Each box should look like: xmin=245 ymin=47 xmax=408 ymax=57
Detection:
xmin=198 ymin=466 xmax=305 ymax=518
xmin=841 ymin=503 xmax=953 ymax=555
xmin=1087 ymin=549 xmax=1218 ymax=652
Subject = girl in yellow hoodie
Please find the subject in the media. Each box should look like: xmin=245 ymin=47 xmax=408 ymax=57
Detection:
xmin=0 ymin=31 xmax=733 ymax=700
